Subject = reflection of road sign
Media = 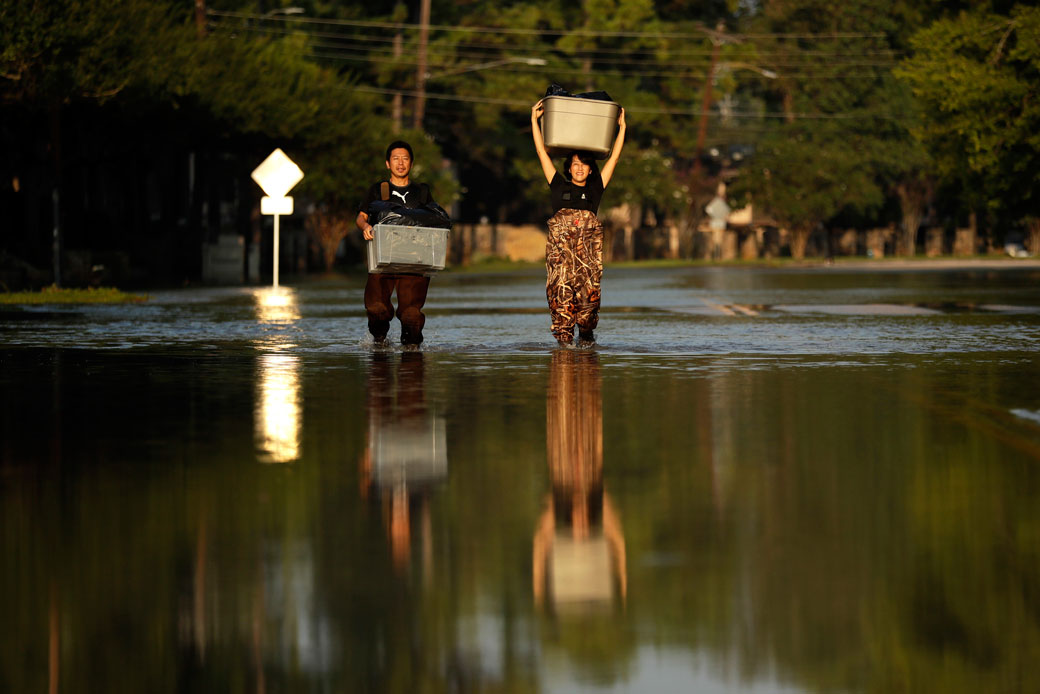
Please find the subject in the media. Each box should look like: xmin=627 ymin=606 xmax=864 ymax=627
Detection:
xmin=251 ymin=149 xmax=303 ymax=198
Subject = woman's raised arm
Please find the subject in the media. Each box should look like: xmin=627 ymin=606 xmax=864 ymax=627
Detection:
xmin=531 ymin=100 xmax=558 ymax=185
xmin=600 ymin=107 xmax=626 ymax=188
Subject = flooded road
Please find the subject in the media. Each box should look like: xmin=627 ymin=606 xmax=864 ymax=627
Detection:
xmin=2 ymin=265 xmax=1040 ymax=693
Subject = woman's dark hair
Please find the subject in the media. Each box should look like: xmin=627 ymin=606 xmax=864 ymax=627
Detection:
xmin=562 ymin=151 xmax=599 ymax=180
xmin=385 ymin=140 xmax=413 ymax=162
xmin=552 ymin=482 xmax=604 ymax=529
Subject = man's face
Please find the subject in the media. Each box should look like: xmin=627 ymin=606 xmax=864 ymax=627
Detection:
xmin=386 ymin=148 xmax=413 ymax=179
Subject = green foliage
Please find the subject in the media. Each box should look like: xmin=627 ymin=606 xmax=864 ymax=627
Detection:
xmin=731 ymin=122 xmax=885 ymax=232
xmin=0 ymin=0 xmax=424 ymax=219
xmin=8 ymin=0 xmax=1040 ymax=260
xmin=0 ymin=0 xmax=180 ymax=105
xmin=725 ymin=0 xmax=906 ymax=238
xmin=897 ymin=5 xmax=1040 ymax=222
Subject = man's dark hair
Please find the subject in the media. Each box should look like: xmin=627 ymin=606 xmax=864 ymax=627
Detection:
xmin=385 ymin=140 xmax=414 ymax=162
xmin=562 ymin=151 xmax=600 ymax=180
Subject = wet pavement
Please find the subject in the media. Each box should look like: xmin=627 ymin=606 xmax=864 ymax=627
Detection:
xmin=2 ymin=265 xmax=1040 ymax=693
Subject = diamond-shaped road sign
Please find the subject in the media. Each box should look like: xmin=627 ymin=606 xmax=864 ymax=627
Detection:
xmin=251 ymin=149 xmax=303 ymax=288
xmin=251 ymin=149 xmax=304 ymax=198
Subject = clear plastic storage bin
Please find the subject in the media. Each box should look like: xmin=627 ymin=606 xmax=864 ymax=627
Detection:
xmin=367 ymin=224 xmax=449 ymax=274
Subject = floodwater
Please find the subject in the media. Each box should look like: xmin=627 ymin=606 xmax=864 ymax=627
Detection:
xmin=2 ymin=265 xmax=1040 ymax=693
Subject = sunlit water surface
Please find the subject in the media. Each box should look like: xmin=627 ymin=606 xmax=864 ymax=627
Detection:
xmin=2 ymin=266 xmax=1039 ymax=693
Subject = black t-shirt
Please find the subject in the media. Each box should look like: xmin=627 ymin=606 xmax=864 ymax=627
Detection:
xmin=359 ymin=181 xmax=433 ymax=214
xmin=549 ymin=171 xmax=604 ymax=215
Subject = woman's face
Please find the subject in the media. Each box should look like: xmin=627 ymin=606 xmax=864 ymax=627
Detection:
xmin=569 ymin=155 xmax=591 ymax=185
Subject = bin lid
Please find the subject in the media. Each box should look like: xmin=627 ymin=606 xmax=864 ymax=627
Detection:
xmin=543 ymin=95 xmax=620 ymax=117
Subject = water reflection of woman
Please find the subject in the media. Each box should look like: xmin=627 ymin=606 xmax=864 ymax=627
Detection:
xmin=359 ymin=352 xmax=446 ymax=572
xmin=533 ymin=351 xmax=626 ymax=609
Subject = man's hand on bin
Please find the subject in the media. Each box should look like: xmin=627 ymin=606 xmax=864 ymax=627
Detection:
xmin=357 ymin=210 xmax=375 ymax=241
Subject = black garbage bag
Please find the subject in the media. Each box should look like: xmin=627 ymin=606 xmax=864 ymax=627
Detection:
xmin=544 ymin=83 xmax=569 ymax=98
xmin=543 ymin=83 xmax=614 ymax=102
xmin=367 ymin=200 xmax=452 ymax=230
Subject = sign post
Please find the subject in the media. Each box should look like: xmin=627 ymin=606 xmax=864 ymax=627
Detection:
xmin=251 ymin=149 xmax=304 ymax=287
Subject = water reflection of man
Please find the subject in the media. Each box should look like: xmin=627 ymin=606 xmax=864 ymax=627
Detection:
xmin=533 ymin=351 xmax=626 ymax=610
xmin=359 ymin=352 xmax=447 ymax=573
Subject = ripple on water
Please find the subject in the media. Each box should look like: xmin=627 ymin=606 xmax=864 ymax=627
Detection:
xmin=1 ymin=270 xmax=1038 ymax=356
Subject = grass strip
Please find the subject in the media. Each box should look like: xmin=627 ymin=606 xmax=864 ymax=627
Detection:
xmin=0 ymin=286 xmax=148 ymax=305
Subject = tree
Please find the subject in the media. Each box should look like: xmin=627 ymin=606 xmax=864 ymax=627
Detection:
xmin=726 ymin=0 xmax=903 ymax=257
xmin=897 ymin=5 xmax=1040 ymax=242
xmin=0 ymin=0 xmax=437 ymax=282
xmin=307 ymin=208 xmax=352 ymax=271
xmin=732 ymin=122 xmax=884 ymax=258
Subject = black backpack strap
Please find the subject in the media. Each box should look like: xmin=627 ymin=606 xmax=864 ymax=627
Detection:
xmin=380 ymin=181 xmax=390 ymax=201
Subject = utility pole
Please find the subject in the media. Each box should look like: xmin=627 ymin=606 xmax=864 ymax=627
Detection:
xmin=692 ymin=21 xmax=725 ymax=181
xmin=393 ymin=32 xmax=403 ymax=133
xmin=413 ymin=0 xmax=431 ymax=130
xmin=195 ymin=0 xmax=206 ymax=38
xmin=50 ymin=106 xmax=62 ymax=287
xmin=51 ymin=191 xmax=61 ymax=287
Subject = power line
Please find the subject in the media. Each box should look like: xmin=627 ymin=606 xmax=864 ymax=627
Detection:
xmin=420 ymin=98 xmax=792 ymax=132
xmin=297 ymin=36 xmax=898 ymax=68
xmin=207 ymin=19 xmax=904 ymax=59
xmin=350 ymin=85 xmax=897 ymax=120
xmin=302 ymin=50 xmax=891 ymax=80
xmin=206 ymin=9 xmax=889 ymax=41
xmin=207 ymin=25 xmax=898 ymax=76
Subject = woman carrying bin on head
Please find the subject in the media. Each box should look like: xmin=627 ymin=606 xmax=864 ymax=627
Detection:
xmin=531 ymin=99 xmax=626 ymax=346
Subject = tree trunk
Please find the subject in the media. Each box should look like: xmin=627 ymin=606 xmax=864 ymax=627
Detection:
xmin=306 ymin=209 xmax=350 ymax=272
xmin=1028 ymin=218 xmax=1040 ymax=256
xmin=668 ymin=224 xmax=680 ymax=259
xmin=895 ymin=178 xmax=931 ymax=257
xmin=789 ymin=226 xmax=811 ymax=260
xmin=900 ymin=208 xmax=922 ymax=256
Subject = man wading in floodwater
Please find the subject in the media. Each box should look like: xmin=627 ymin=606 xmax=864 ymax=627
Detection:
xmin=356 ymin=141 xmax=439 ymax=345
xmin=531 ymin=100 xmax=626 ymax=346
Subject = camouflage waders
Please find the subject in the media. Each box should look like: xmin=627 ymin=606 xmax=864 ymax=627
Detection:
xmin=545 ymin=208 xmax=604 ymax=344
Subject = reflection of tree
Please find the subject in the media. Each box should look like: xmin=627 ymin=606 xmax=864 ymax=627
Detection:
xmin=5 ymin=348 xmax=1040 ymax=693
xmin=597 ymin=361 xmax=1040 ymax=692
xmin=884 ymin=368 xmax=1040 ymax=692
